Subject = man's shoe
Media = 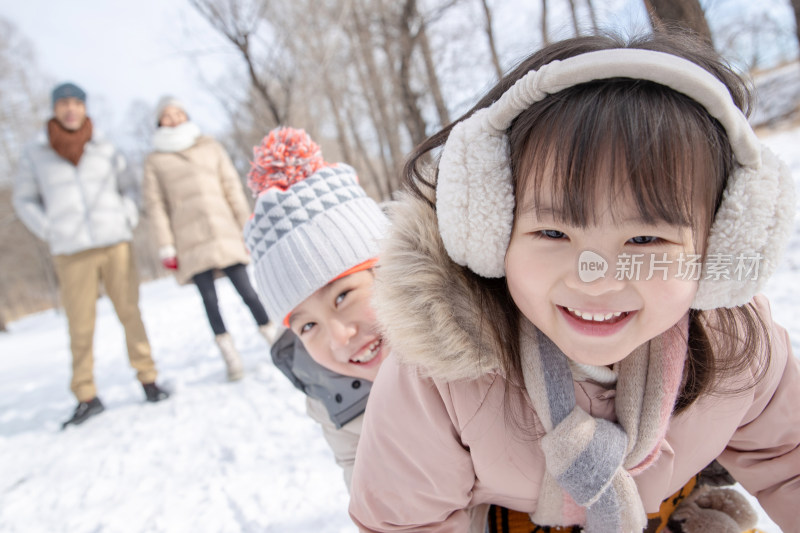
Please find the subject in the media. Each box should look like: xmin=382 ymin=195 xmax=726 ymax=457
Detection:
xmin=142 ymin=382 xmax=170 ymax=403
xmin=61 ymin=397 xmax=105 ymax=429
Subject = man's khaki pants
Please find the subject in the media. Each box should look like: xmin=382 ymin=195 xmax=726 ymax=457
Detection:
xmin=53 ymin=241 xmax=158 ymax=402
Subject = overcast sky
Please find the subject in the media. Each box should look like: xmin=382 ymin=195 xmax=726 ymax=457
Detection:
xmin=2 ymin=0 xmax=232 ymax=139
xmin=3 ymin=0 xmax=794 ymax=150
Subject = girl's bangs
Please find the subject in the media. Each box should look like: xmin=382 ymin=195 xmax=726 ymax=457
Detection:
xmin=512 ymin=80 xmax=730 ymax=235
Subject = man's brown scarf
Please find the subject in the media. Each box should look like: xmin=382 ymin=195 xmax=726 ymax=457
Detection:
xmin=48 ymin=117 xmax=93 ymax=165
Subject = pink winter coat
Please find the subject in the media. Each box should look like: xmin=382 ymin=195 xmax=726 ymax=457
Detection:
xmin=348 ymin=195 xmax=800 ymax=532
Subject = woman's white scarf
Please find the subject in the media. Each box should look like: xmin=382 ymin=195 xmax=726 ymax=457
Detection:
xmin=521 ymin=315 xmax=688 ymax=532
xmin=152 ymin=121 xmax=201 ymax=153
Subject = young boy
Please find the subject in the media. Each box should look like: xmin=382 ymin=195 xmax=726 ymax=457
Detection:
xmin=244 ymin=127 xmax=389 ymax=489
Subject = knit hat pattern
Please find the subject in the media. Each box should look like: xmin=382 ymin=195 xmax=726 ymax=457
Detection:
xmin=244 ymin=129 xmax=387 ymax=323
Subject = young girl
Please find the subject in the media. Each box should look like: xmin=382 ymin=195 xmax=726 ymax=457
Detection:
xmin=349 ymin=33 xmax=799 ymax=532
xmin=243 ymin=127 xmax=391 ymax=490
xmin=143 ymin=97 xmax=277 ymax=381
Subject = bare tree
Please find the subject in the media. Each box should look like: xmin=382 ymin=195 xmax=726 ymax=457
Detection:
xmin=479 ymin=0 xmax=504 ymax=80
xmin=396 ymin=0 xmax=430 ymax=145
xmin=185 ymin=0 xmax=618 ymax=203
xmin=0 ymin=17 xmax=60 ymax=326
xmin=567 ymin=0 xmax=581 ymax=36
xmin=542 ymin=0 xmax=550 ymax=45
xmin=791 ymin=0 xmax=800 ymax=54
xmin=585 ymin=0 xmax=599 ymax=34
xmin=643 ymin=0 xmax=713 ymax=45
xmin=715 ymin=10 xmax=795 ymax=71
xmin=0 ymin=18 xmax=49 ymax=185
xmin=384 ymin=0 xmax=459 ymax=142
xmin=349 ymin=2 xmax=407 ymax=191
xmin=417 ymin=17 xmax=451 ymax=127
xmin=188 ymin=0 xmax=293 ymax=125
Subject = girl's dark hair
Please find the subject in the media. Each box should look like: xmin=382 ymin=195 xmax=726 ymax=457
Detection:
xmin=403 ymin=31 xmax=770 ymax=412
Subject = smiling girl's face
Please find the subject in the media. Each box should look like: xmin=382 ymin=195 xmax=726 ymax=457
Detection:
xmin=501 ymin=78 xmax=730 ymax=367
xmin=288 ymin=270 xmax=386 ymax=381
xmin=505 ymin=177 xmax=699 ymax=367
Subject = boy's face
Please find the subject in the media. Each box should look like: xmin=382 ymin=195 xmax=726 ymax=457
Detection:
xmin=289 ymin=270 xmax=386 ymax=381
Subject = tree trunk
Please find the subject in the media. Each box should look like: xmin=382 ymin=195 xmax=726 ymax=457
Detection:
xmin=238 ymin=37 xmax=290 ymax=125
xmin=541 ymin=0 xmax=549 ymax=45
xmin=350 ymin=3 xmax=406 ymax=187
xmin=345 ymin=106 xmax=389 ymax=201
xmin=321 ymin=73 xmax=354 ymax=166
xmin=397 ymin=0 xmax=429 ymax=146
xmin=188 ymin=0 xmax=291 ymax=125
xmin=585 ymin=0 xmax=599 ymax=33
xmin=417 ymin=21 xmax=451 ymax=127
xmin=348 ymin=29 xmax=396 ymax=193
xmin=643 ymin=0 xmax=713 ymax=46
xmin=791 ymin=0 xmax=800 ymax=55
xmin=567 ymin=0 xmax=581 ymax=36
xmin=480 ymin=0 xmax=504 ymax=80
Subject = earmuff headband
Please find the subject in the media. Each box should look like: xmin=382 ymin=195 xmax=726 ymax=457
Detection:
xmin=484 ymin=49 xmax=760 ymax=166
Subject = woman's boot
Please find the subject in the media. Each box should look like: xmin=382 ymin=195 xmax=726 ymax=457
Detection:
xmin=215 ymin=333 xmax=243 ymax=381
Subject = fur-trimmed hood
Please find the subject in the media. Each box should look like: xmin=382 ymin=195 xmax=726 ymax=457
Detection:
xmin=373 ymin=192 xmax=504 ymax=381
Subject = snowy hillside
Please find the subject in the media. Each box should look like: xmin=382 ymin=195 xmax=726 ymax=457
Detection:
xmin=1 ymin=126 xmax=798 ymax=533
xmin=0 ymin=276 xmax=354 ymax=532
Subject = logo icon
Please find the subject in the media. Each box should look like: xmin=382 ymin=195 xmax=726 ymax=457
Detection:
xmin=578 ymin=250 xmax=608 ymax=283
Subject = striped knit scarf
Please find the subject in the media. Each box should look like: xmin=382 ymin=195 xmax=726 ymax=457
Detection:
xmin=520 ymin=316 xmax=688 ymax=532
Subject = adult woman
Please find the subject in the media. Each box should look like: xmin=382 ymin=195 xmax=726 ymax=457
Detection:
xmin=143 ymin=96 xmax=277 ymax=380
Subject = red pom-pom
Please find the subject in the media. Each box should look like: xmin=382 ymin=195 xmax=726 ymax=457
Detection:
xmin=247 ymin=127 xmax=326 ymax=195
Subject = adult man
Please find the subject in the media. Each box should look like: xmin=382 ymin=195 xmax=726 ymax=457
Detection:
xmin=13 ymin=82 xmax=169 ymax=429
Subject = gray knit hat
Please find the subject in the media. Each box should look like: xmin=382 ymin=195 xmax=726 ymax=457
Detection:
xmin=244 ymin=128 xmax=388 ymax=324
xmin=52 ymin=82 xmax=86 ymax=107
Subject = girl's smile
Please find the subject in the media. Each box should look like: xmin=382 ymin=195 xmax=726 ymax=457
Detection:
xmin=559 ymin=306 xmax=636 ymax=336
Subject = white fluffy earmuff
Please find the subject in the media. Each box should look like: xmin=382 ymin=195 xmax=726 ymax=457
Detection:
xmin=436 ymin=48 xmax=795 ymax=309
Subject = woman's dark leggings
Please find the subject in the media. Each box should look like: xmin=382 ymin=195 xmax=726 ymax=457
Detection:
xmin=192 ymin=263 xmax=270 ymax=335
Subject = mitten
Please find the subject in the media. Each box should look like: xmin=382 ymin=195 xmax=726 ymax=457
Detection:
xmin=161 ymin=256 xmax=178 ymax=270
xmin=666 ymin=485 xmax=758 ymax=533
xmin=159 ymin=245 xmax=178 ymax=270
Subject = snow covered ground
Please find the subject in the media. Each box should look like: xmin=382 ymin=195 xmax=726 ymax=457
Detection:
xmin=1 ymin=126 xmax=798 ymax=533
xmin=0 ymin=276 xmax=354 ymax=533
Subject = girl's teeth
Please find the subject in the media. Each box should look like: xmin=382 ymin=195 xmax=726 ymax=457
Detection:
xmin=566 ymin=307 xmax=625 ymax=323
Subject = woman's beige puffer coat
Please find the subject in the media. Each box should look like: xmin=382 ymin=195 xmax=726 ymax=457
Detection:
xmin=143 ymin=136 xmax=251 ymax=285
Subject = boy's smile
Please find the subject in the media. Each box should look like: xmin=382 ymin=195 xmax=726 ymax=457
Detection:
xmin=289 ymin=270 xmax=387 ymax=381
